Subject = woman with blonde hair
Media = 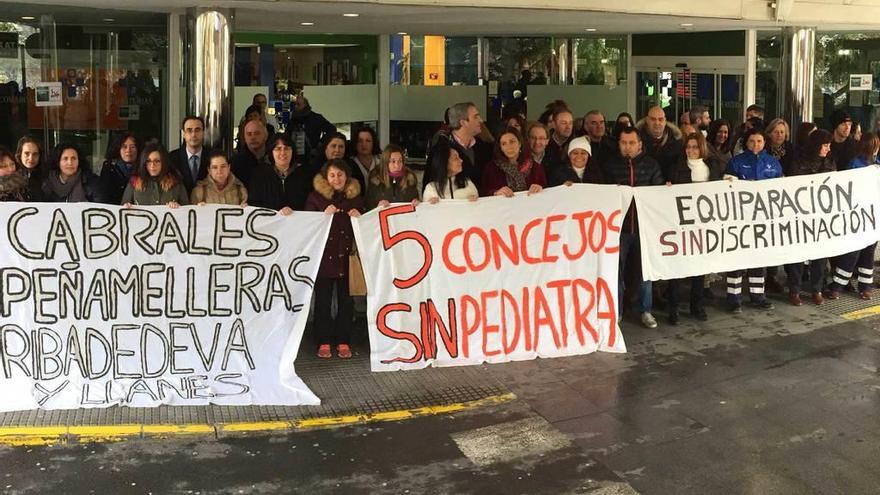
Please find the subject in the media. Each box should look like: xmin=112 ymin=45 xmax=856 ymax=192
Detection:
xmin=364 ymin=144 xmax=420 ymax=210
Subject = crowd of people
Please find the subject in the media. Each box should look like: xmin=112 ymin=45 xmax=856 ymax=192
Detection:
xmin=1 ymin=94 xmax=876 ymax=356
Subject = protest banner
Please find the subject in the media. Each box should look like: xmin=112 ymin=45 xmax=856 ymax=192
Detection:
xmin=352 ymin=185 xmax=632 ymax=372
xmin=0 ymin=204 xmax=330 ymax=411
xmin=634 ymin=167 xmax=880 ymax=281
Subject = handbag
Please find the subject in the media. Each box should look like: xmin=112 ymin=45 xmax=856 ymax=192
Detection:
xmin=348 ymin=249 xmax=367 ymax=296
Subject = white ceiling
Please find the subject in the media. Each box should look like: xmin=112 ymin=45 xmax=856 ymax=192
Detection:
xmin=4 ymin=0 xmax=880 ymax=35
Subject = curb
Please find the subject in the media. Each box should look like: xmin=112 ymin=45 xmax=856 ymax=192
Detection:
xmin=0 ymin=393 xmax=517 ymax=447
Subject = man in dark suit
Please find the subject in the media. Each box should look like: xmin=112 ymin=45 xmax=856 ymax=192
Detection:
xmin=170 ymin=115 xmax=210 ymax=193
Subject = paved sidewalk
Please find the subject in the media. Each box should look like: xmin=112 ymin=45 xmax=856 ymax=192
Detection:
xmin=0 ymin=280 xmax=878 ymax=438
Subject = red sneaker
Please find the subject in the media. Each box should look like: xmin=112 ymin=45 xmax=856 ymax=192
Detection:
xmin=317 ymin=344 xmax=332 ymax=359
xmin=337 ymin=344 xmax=352 ymax=359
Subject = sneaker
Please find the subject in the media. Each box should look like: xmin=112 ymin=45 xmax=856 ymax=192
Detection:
xmin=337 ymin=344 xmax=352 ymax=359
xmin=750 ymin=299 xmax=775 ymax=310
xmin=728 ymin=302 xmax=743 ymax=314
xmin=641 ymin=312 xmax=658 ymax=329
xmin=667 ymin=311 xmax=680 ymax=326
xmin=788 ymin=292 xmax=803 ymax=306
xmin=691 ymin=307 xmax=709 ymax=321
xmin=812 ymin=292 xmax=824 ymax=305
xmin=861 ymin=289 xmax=873 ymax=301
xmin=317 ymin=344 xmax=332 ymax=359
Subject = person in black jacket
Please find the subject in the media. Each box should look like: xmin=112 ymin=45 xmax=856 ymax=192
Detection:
xmin=169 ymin=115 xmax=211 ymax=193
xmin=248 ymin=133 xmax=309 ymax=215
xmin=99 ymin=132 xmax=141 ymax=205
xmin=231 ymin=118 xmax=270 ymax=187
xmin=526 ymin=122 xmax=553 ymax=175
xmin=549 ymin=136 xmax=604 ymax=186
xmin=287 ymin=95 xmax=337 ymax=164
xmin=41 ymin=143 xmax=106 ymax=203
xmin=829 ymin=109 xmax=858 ymax=171
xmin=638 ymin=105 xmax=682 ymax=182
xmin=424 ymin=101 xmax=492 ymax=192
xmin=605 ymin=127 xmax=664 ymax=329
xmin=581 ymin=110 xmax=617 ymax=170
xmin=666 ymin=132 xmax=723 ymax=324
xmin=545 ymin=108 xmax=575 ymax=179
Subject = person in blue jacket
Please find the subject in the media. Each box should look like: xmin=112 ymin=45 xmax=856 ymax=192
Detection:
xmin=722 ymin=128 xmax=783 ymax=313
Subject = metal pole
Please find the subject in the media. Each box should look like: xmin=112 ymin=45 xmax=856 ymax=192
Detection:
xmin=781 ymin=27 xmax=816 ymax=131
xmin=185 ymin=8 xmax=234 ymax=153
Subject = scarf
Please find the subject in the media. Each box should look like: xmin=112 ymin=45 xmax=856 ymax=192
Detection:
xmin=46 ymin=170 xmax=86 ymax=202
xmin=770 ymin=143 xmax=786 ymax=160
xmin=496 ymin=159 xmax=529 ymax=192
xmin=0 ymin=173 xmax=28 ymax=201
xmin=687 ymin=159 xmax=711 ymax=182
xmin=389 ymin=169 xmax=405 ymax=179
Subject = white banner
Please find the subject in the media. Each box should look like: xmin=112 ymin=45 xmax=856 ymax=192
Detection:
xmin=0 ymin=204 xmax=331 ymax=411
xmin=353 ymin=185 xmax=632 ymax=372
xmin=635 ymin=167 xmax=880 ymax=281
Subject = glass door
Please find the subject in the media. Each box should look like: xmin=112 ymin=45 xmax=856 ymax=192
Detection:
xmin=635 ymin=68 xmax=743 ymax=124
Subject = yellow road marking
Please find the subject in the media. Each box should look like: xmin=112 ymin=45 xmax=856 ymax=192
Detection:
xmin=0 ymin=393 xmax=516 ymax=447
xmin=841 ymin=305 xmax=880 ymax=320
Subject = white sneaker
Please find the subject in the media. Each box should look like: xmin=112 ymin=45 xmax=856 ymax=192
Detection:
xmin=641 ymin=312 xmax=658 ymax=329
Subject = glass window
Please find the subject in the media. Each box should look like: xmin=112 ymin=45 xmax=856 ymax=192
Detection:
xmin=815 ymin=32 xmax=880 ymax=131
xmin=756 ymin=31 xmax=782 ymax=121
xmin=0 ymin=7 xmax=167 ymax=172
xmin=572 ymin=37 xmax=627 ymax=86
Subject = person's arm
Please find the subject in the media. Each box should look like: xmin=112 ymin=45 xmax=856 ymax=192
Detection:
xmin=423 ymin=182 xmax=439 ymax=202
xmin=190 ymin=184 xmax=204 ymax=205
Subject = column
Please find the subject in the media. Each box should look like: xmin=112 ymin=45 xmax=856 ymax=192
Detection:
xmin=378 ymin=34 xmax=390 ymax=149
xmin=185 ymin=8 xmax=234 ymax=151
xmin=781 ymin=27 xmax=816 ymax=131
xmin=744 ymin=29 xmax=757 ymax=120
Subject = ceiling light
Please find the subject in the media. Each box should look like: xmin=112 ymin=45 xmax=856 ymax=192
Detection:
xmin=300 ymin=22 xmax=314 ymax=26
xmin=585 ymin=28 xmax=597 ymax=32
xmin=342 ymin=13 xmax=359 ymax=17
xmin=21 ymin=16 xmax=35 ymax=20
xmin=397 ymin=32 xmax=407 ymax=35
xmin=102 ymin=18 xmax=115 ymax=22
xmin=307 ymin=43 xmax=326 ymax=47
xmin=680 ymin=23 xmax=694 ymax=27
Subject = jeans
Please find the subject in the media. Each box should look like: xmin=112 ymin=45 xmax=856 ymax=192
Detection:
xmin=619 ymin=232 xmax=652 ymax=315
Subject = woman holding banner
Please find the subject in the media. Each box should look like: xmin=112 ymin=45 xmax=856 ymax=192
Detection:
xmin=306 ymin=158 xmax=365 ymax=359
xmin=14 ymin=136 xmax=43 ymax=200
xmin=191 ymin=150 xmax=249 ymax=207
xmin=722 ymin=128 xmax=782 ymax=313
xmin=364 ymin=144 xmax=420 ymax=210
xmin=120 ymin=143 xmax=189 ymax=208
xmin=785 ymin=129 xmax=836 ymax=306
xmin=549 ymin=135 xmax=604 ymax=186
xmin=41 ymin=143 xmax=106 ymax=203
xmin=481 ymin=128 xmax=545 ymax=197
xmin=99 ymin=132 xmax=141 ymax=205
xmin=0 ymin=147 xmax=30 ymax=202
xmin=247 ymin=134 xmax=307 ymax=214
xmin=826 ymin=132 xmax=880 ymax=301
xmin=706 ymin=119 xmax=733 ymax=168
xmin=422 ymin=145 xmax=478 ymax=202
xmin=666 ymin=132 xmax=723 ymax=323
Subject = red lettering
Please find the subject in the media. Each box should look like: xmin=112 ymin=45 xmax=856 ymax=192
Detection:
xmin=459 ymin=295 xmax=480 ymax=358
xmin=532 ymin=286 xmax=561 ymax=350
xmin=377 ymin=303 xmax=423 ymax=364
xmin=379 ymin=204 xmax=433 ymax=289
xmin=441 ymin=228 xmax=466 ymax=274
xmin=541 ymin=214 xmax=566 ymax=262
xmin=596 ymin=277 xmax=618 ymax=347
xmin=463 ymin=227 xmax=491 ymax=272
xmin=564 ymin=211 xmax=593 ymax=260
xmin=480 ymin=290 xmax=501 ymax=357
xmin=588 ymin=212 xmax=608 ymax=253
xmin=572 ymin=279 xmax=598 ymax=344
xmin=546 ymin=279 xmax=572 ymax=347
xmin=500 ymin=289 xmax=522 ymax=355
xmin=419 ymin=302 xmax=436 ymax=360
xmin=490 ymin=225 xmax=520 ymax=269
xmin=520 ymin=218 xmax=543 ymax=264
xmin=605 ymin=210 xmax=622 ymax=254
xmin=659 ymin=231 xmax=679 ymax=256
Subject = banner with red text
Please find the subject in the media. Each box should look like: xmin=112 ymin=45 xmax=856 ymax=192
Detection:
xmin=352 ymin=185 xmax=633 ymax=372
xmin=634 ymin=167 xmax=880 ymax=281
xmin=0 ymin=204 xmax=330 ymax=411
